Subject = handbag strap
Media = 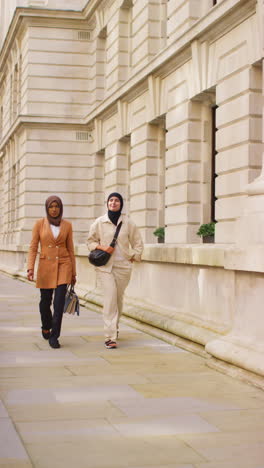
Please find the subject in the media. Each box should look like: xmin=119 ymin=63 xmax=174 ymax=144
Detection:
xmin=110 ymin=222 xmax=122 ymax=248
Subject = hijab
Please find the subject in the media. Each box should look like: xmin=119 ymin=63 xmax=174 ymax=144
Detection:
xmin=107 ymin=192 xmax=123 ymax=226
xmin=45 ymin=195 xmax=63 ymax=226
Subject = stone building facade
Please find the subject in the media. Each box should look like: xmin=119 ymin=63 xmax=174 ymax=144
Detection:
xmin=0 ymin=0 xmax=264 ymax=384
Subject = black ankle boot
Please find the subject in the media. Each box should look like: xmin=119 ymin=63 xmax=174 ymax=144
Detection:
xmin=49 ymin=338 xmax=60 ymax=349
xmin=41 ymin=329 xmax=50 ymax=340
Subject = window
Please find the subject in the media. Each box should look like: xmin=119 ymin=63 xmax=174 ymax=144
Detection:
xmin=211 ymin=105 xmax=218 ymax=222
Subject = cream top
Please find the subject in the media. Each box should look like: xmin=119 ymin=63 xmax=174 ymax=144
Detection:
xmin=50 ymin=224 xmax=60 ymax=239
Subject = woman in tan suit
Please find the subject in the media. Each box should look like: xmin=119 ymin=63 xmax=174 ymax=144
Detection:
xmin=27 ymin=195 xmax=76 ymax=349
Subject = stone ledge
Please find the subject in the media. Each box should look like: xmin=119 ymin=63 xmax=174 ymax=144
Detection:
xmin=207 ymin=356 xmax=264 ymax=391
xmin=142 ymin=244 xmax=231 ymax=267
xmin=206 ymin=338 xmax=264 ymax=378
xmin=78 ymin=242 xmax=231 ymax=267
xmin=3 ymin=242 xmax=264 ymax=273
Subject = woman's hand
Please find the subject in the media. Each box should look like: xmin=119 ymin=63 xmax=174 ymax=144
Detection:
xmin=71 ymin=275 xmax=76 ymax=285
xmin=96 ymin=245 xmax=115 ymax=254
xmin=27 ymin=269 xmax=34 ymax=281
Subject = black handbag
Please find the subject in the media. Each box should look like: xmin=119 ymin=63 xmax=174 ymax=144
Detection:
xmin=88 ymin=222 xmax=122 ymax=267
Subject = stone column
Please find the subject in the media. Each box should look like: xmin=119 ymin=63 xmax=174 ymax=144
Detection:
xmin=104 ymin=140 xmax=130 ymax=210
xmin=215 ymin=65 xmax=262 ymax=244
xmin=165 ymin=100 xmax=204 ymax=243
xmin=130 ymin=123 xmax=161 ymax=243
xmin=235 ymin=62 xmax=264 ymax=247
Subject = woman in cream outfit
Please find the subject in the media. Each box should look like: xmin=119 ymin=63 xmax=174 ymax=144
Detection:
xmin=87 ymin=193 xmax=143 ymax=349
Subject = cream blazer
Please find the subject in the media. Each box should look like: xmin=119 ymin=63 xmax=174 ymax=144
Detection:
xmin=87 ymin=213 xmax=143 ymax=272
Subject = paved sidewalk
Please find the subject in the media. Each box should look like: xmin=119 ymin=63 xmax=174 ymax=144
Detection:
xmin=0 ymin=274 xmax=264 ymax=468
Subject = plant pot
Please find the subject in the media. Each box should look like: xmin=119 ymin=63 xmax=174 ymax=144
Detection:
xmin=158 ymin=237 xmax=164 ymax=243
xmin=202 ymin=235 xmax=214 ymax=243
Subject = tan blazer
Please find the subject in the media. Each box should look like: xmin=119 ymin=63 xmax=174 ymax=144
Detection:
xmin=27 ymin=218 xmax=76 ymax=289
xmin=87 ymin=213 xmax=143 ymax=272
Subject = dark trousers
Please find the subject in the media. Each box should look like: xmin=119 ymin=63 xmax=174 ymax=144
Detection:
xmin=39 ymin=284 xmax=67 ymax=340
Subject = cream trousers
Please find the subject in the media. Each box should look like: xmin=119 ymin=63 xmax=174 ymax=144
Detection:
xmin=97 ymin=265 xmax=132 ymax=341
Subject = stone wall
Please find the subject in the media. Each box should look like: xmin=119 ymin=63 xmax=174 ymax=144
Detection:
xmin=1 ymin=0 xmax=264 ymax=383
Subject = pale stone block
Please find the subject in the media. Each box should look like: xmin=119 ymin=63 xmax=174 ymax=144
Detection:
xmin=28 ymin=37 xmax=89 ymax=54
xmin=132 ymin=7 xmax=149 ymax=34
xmin=27 ymin=50 xmax=90 ymax=67
xmin=129 ymin=209 xmax=157 ymax=227
xmin=216 ymin=143 xmax=262 ymax=174
xmin=106 ymin=74 xmax=120 ymax=95
xmin=216 ymin=68 xmax=258 ymax=105
xmin=133 ymin=25 xmax=149 ymax=51
xmin=104 ymin=170 xmax=127 ymax=187
xmin=216 ymin=118 xmax=262 ymax=152
xmin=215 ymin=195 xmax=247 ymax=221
xmin=106 ymin=41 xmax=119 ymax=64
xmin=27 ymin=89 xmax=90 ymax=104
xmin=23 ymin=178 xmax=89 ymax=193
xmin=25 ymin=140 xmax=89 ymax=155
xmin=27 ymin=102 xmax=88 ymax=117
xmin=26 ymin=128 xmax=85 ymax=142
xmin=23 ymin=204 xmax=90 ymax=219
xmin=217 ymin=93 xmax=262 ymax=128
xmin=132 ymin=0 xmax=148 ymax=17
xmin=28 ymin=26 xmax=90 ymax=41
xmin=214 ymin=220 xmax=236 ymax=243
xmin=23 ymin=192 xmax=92 ymax=206
xmin=130 ymin=193 xmax=158 ymax=211
xmin=24 ymin=154 xmax=91 ymax=169
xmin=132 ymin=42 xmax=149 ymax=68
xmin=27 ymin=76 xmax=89 ymax=92
xmin=165 ymin=204 xmax=200 ymax=224
xmin=166 ymin=121 xmax=201 ymax=146
xmin=130 ymin=175 xmax=159 ymax=194
xmin=130 ymin=125 xmax=153 ymax=146
xmin=167 ymin=83 xmax=188 ymax=110
xmin=130 ymin=158 xmax=158 ymax=178
xmin=166 ymin=142 xmax=201 ymax=167
xmin=166 ymin=183 xmax=201 ymax=205
xmin=105 ymin=155 xmax=128 ymax=173
xmin=131 ymin=113 xmax=150 ymax=134
xmin=217 ymin=44 xmax=248 ymax=82
xmin=166 ymin=102 xmax=190 ymax=128
xmin=166 ymin=162 xmax=200 ymax=186
xmin=28 ymin=63 xmax=90 ymax=79
xmin=105 ymin=141 xmax=119 ymax=160
xmin=216 ymin=169 xmax=260 ymax=198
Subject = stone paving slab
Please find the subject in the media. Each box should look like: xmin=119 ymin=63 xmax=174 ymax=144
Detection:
xmin=1 ymin=273 xmax=264 ymax=468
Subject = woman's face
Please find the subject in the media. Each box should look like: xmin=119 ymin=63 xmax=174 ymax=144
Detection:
xmin=48 ymin=201 xmax=60 ymax=218
xmin=108 ymin=196 xmax=121 ymax=212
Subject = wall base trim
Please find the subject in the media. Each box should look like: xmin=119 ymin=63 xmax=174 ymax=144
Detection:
xmin=207 ymin=356 xmax=264 ymax=391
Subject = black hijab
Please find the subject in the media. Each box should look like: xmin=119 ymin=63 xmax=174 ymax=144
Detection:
xmin=107 ymin=192 xmax=123 ymax=225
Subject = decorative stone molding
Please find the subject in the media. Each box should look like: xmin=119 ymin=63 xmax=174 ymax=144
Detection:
xmin=147 ymin=75 xmax=161 ymax=123
xmin=117 ymin=100 xmax=129 ymax=140
xmin=94 ymin=118 xmax=103 ymax=152
xmin=190 ymin=40 xmax=210 ymax=97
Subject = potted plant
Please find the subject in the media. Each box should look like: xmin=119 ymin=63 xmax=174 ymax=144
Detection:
xmin=153 ymin=227 xmax=165 ymax=243
xmin=196 ymin=222 xmax=215 ymax=243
